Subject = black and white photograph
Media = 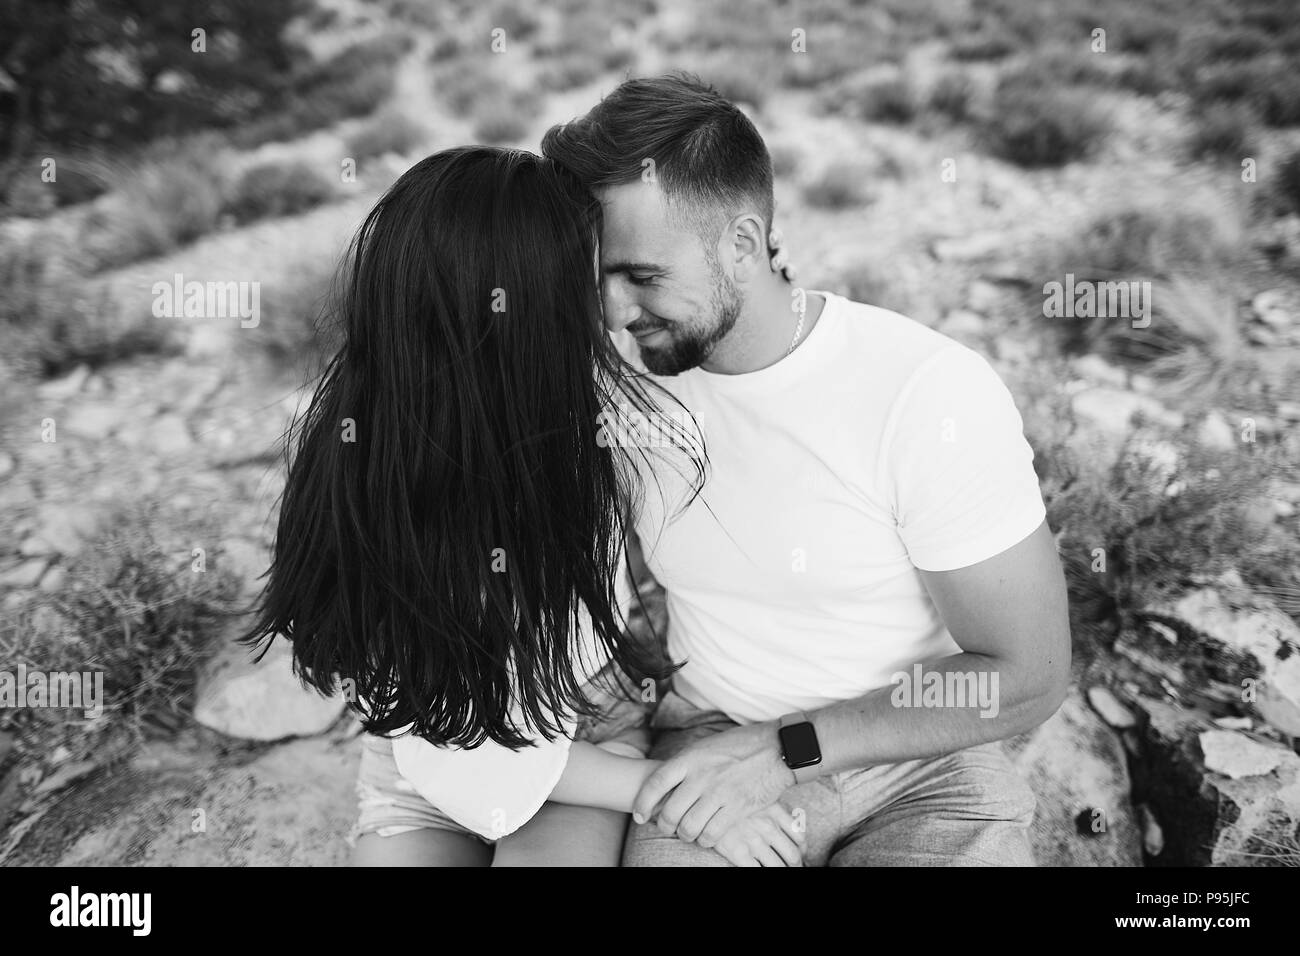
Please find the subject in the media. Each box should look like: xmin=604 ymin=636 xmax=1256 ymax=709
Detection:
xmin=0 ymin=0 xmax=1297 ymax=903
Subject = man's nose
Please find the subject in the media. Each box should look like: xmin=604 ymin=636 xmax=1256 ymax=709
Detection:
xmin=601 ymin=278 xmax=640 ymax=333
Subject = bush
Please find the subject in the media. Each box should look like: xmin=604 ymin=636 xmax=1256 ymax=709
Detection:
xmin=223 ymin=160 xmax=335 ymax=225
xmin=949 ymin=30 xmax=1016 ymax=62
xmin=769 ymin=144 xmax=801 ymax=178
xmin=1032 ymin=198 xmax=1242 ymax=284
xmin=1186 ymin=102 xmax=1256 ymax=161
xmin=473 ymin=110 xmax=531 ymax=145
xmin=239 ymin=253 xmax=340 ymax=364
xmin=538 ymin=55 xmax=602 ymax=92
xmin=344 ymin=110 xmax=427 ymax=163
xmin=229 ymin=34 xmax=412 ymax=148
xmin=0 ymin=154 xmax=111 ymax=217
xmin=0 ymin=229 xmax=181 ymax=377
xmin=927 ymin=71 xmax=973 ymax=121
xmin=1191 ymin=57 xmax=1300 ymax=128
xmin=978 ymin=75 xmax=1110 ymax=167
xmin=699 ymin=58 xmax=769 ymax=110
xmin=822 ymin=73 xmax=916 ymax=124
xmin=0 ymin=502 xmax=241 ymax=761
xmin=79 ymin=137 xmax=230 ymax=271
xmin=1270 ymin=147 xmax=1300 ymax=216
xmin=1035 ymin=427 xmax=1292 ymax=649
xmin=803 ymin=161 xmax=876 ymax=209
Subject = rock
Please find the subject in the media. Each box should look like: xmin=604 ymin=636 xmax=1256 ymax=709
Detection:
xmin=36 ymin=364 xmax=91 ymax=401
xmin=194 ymin=627 xmax=345 ymax=742
xmin=21 ymin=504 xmax=100 ymax=558
xmin=931 ymin=232 xmax=1004 ymax=262
xmin=1213 ymin=715 xmax=1253 ymax=731
xmin=61 ymin=402 xmax=131 ymax=439
xmin=2 ymin=735 xmax=359 ymax=866
xmin=937 ymin=309 xmax=985 ymax=337
xmin=0 ymin=730 xmax=14 ymax=767
xmin=1145 ymin=586 xmax=1300 ymax=737
xmin=1007 ymin=687 xmax=1143 ymax=866
xmin=1251 ymin=288 xmax=1295 ymax=330
xmin=1071 ymin=354 xmax=1128 ymax=389
xmin=151 ymin=413 xmax=193 ymax=455
xmin=1199 ymin=729 xmax=1285 ymax=779
xmin=1129 ymin=373 xmax=1155 ymax=394
xmin=29 ymin=758 xmax=100 ymax=799
xmin=1137 ymin=802 xmax=1164 ymax=857
xmin=1087 ymin=686 xmax=1137 ymax=729
xmin=1071 ymin=387 xmax=1183 ymax=440
xmin=0 ymin=558 xmax=49 ymax=589
xmin=215 ymin=538 xmax=269 ymax=596
xmin=36 ymin=564 xmax=66 ymax=593
xmin=1129 ymin=696 xmax=1300 ymax=865
xmin=966 ymin=279 xmax=1002 ymax=315
xmin=1246 ymin=324 xmax=1279 ymax=346
xmin=1198 ymin=412 xmax=1237 ymax=451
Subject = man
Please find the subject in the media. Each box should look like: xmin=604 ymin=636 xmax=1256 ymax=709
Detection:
xmin=542 ymin=74 xmax=1070 ymax=866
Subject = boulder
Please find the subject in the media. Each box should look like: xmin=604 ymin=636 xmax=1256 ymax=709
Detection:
xmin=1141 ymin=585 xmax=1300 ymax=737
xmin=3 ymin=734 xmax=360 ymax=866
xmin=1129 ymin=696 xmax=1300 ymax=866
xmin=193 ymin=626 xmax=346 ymax=742
xmin=1008 ymin=687 xmax=1143 ymax=866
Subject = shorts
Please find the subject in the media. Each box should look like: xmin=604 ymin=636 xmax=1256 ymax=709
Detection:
xmin=348 ymin=662 xmax=652 ymax=845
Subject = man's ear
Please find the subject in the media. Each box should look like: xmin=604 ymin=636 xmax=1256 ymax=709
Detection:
xmin=722 ymin=213 xmax=766 ymax=280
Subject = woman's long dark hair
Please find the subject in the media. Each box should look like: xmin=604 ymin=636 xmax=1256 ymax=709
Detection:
xmin=243 ymin=147 xmax=699 ymax=749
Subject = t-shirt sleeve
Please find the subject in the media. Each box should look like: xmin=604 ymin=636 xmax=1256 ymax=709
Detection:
xmin=881 ymin=344 xmax=1046 ymax=572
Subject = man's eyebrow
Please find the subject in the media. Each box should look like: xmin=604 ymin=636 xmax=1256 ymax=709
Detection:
xmin=601 ymin=261 xmax=664 ymax=276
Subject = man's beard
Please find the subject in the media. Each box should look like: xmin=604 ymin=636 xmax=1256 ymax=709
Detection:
xmin=637 ymin=265 xmax=741 ymax=376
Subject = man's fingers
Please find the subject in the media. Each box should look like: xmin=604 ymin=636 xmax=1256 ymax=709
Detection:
xmin=698 ymin=806 xmax=744 ymax=849
xmin=752 ymin=841 xmax=785 ymax=867
xmin=632 ymin=761 xmax=687 ymax=823
xmin=762 ymin=820 xmax=803 ymax=867
xmin=677 ymin=801 xmax=722 ymax=843
xmin=655 ymin=782 xmax=701 ymax=836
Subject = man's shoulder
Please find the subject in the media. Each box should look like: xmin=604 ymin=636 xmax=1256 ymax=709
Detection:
xmin=822 ymin=292 xmax=977 ymax=395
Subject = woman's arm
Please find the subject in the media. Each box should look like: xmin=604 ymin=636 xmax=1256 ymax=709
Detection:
xmin=546 ymin=741 xmax=660 ymax=813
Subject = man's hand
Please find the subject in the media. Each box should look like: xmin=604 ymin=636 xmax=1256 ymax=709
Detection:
xmin=632 ymin=720 xmax=795 ymax=849
xmin=713 ymin=802 xmax=805 ymax=867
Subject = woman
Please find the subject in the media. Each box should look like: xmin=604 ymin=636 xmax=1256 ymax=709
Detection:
xmin=243 ymin=147 xmax=803 ymax=866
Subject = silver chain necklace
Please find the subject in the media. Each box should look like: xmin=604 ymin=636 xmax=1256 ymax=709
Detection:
xmin=787 ymin=292 xmax=808 ymax=355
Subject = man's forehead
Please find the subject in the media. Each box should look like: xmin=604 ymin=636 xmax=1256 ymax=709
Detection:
xmin=596 ymin=181 xmax=692 ymax=263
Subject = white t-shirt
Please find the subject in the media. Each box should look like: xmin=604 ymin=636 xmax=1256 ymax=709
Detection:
xmin=387 ymin=552 xmax=633 ymax=840
xmin=629 ymin=291 xmax=1046 ymax=725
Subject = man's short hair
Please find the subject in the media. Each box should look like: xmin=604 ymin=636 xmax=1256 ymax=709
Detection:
xmin=541 ymin=72 xmax=774 ymax=246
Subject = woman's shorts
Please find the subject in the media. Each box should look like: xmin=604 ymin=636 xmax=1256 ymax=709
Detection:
xmin=348 ymin=662 xmax=652 ymax=845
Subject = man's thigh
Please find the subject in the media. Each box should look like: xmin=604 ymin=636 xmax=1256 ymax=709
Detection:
xmin=830 ymin=741 xmax=1036 ymax=867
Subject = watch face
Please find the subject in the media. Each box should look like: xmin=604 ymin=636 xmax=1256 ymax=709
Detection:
xmin=779 ymin=721 xmax=821 ymax=769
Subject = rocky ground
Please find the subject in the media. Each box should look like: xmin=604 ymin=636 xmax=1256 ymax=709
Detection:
xmin=3 ymin=0 xmax=1300 ymax=866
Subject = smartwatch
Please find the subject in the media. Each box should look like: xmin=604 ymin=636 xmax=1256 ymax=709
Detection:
xmin=778 ymin=712 xmax=822 ymax=785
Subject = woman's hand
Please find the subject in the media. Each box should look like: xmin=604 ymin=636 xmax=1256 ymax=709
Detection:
xmin=713 ymin=803 xmax=805 ymax=867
